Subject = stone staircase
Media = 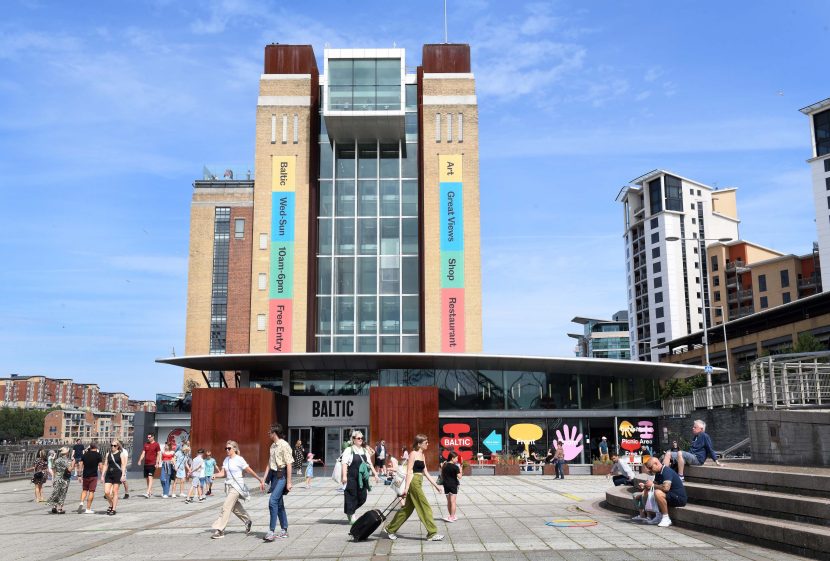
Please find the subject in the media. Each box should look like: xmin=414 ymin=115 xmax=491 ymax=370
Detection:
xmin=603 ymin=463 xmax=830 ymax=560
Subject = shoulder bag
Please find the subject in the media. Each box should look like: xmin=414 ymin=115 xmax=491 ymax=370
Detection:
xmin=224 ymin=459 xmax=251 ymax=500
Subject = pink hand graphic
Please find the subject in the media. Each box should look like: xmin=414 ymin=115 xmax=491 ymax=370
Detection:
xmin=555 ymin=424 xmax=584 ymax=461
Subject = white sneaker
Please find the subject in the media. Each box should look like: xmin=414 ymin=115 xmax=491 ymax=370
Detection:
xmin=427 ymin=533 xmax=444 ymax=541
xmin=657 ymin=516 xmax=673 ymax=528
xmin=162 ymin=495 xmax=169 ymax=498
xmin=646 ymin=514 xmax=663 ymax=525
xmin=171 ymin=494 xmax=177 ymax=498
xmin=382 ymin=527 xmax=397 ymax=540
xmin=84 ymin=509 xmax=95 ymax=514
xmin=631 ymin=514 xmax=647 ymax=522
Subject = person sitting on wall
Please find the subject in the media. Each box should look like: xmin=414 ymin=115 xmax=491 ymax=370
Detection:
xmin=632 ymin=457 xmax=686 ymax=527
xmin=661 ymin=419 xmax=721 ymax=480
xmin=608 ymin=452 xmax=635 ymax=486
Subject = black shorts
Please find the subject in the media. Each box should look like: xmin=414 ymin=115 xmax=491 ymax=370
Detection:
xmin=666 ymin=491 xmax=687 ymax=507
xmin=143 ymin=465 xmax=156 ymax=478
xmin=105 ymin=472 xmax=122 ymax=485
xmin=444 ymin=485 xmax=459 ymax=495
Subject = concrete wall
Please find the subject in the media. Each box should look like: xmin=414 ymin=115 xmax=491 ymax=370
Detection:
xmin=748 ymin=409 xmax=830 ymax=467
xmin=660 ymin=407 xmax=749 ymax=454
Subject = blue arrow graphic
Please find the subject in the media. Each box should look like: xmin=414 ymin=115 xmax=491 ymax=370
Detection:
xmin=483 ymin=430 xmax=502 ymax=453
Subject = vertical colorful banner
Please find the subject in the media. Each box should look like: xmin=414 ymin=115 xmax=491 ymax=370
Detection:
xmin=268 ymin=156 xmax=295 ymax=353
xmin=439 ymin=155 xmax=465 ymax=352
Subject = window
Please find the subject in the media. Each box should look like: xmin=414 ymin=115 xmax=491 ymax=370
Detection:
xmin=457 ymin=113 xmax=463 ymax=142
xmin=258 ymin=273 xmax=267 ymax=290
xmin=715 ymin=308 xmax=722 ymax=317
xmin=783 ymin=292 xmax=791 ymax=304
xmin=327 ymin=58 xmax=402 ymax=111
xmin=655 ymin=292 xmax=663 ymax=303
xmin=713 ymin=275 xmax=720 ymax=287
xmin=714 ymin=291 xmax=721 ymax=302
xmin=711 ymin=255 xmax=718 ymax=272
xmin=758 ymin=274 xmax=767 ymax=292
xmin=760 ymin=296 xmax=768 ymax=309
xmin=664 ymin=175 xmax=683 ymax=211
xmin=648 ymin=178 xmax=662 ymax=215
xmin=814 ymin=108 xmax=830 ymax=157
xmin=435 ymin=113 xmax=441 ymax=141
xmin=780 ymin=269 xmax=790 ymax=288
xmin=656 ymin=322 xmax=665 ymax=334
xmin=652 ymin=262 xmax=661 ymax=274
xmin=695 ymin=277 xmax=700 ymax=284
xmin=234 ymin=218 xmax=245 ymax=239
xmin=270 ymin=114 xmax=276 ymax=144
xmin=826 ymin=177 xmax=830 ymax=190
xmin=651 ymin=232 xmax=659 ymax=244
xmin=650 ymin=217 xmax=658 ymax=229
xmin=259 ymin=234 xmax=268 ymax=250
xmin=652 ymin=247 xmax=660 ymax=258
xmin=655 ymin=307 xmax=664 ymax=318
xmin=825 ymin=158 xmax=830 ymax=172
xmin=654 ymin=277 xmax=662 ymax=289
xmin=257 ymin=314 xmax=266 ymax=331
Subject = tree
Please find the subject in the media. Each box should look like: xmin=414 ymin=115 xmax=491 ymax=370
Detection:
xmin=0 ymin=408 xmax=52 ymax=442
xmin=792 ymin=333 xmax=826 ymax=353
xmin=661 ymin=373 xmax=707 ymax=398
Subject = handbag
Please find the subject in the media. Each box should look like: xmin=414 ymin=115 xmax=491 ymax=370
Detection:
xmin=331 ymin=454 xmax=344 ymax=484
xmin=62 ymin=468 xmax=71 ymax=481
xmin=224 ymin=459 xmax=251 ymax=500
xmin=644 ymin=488 xmax=658 ymax=513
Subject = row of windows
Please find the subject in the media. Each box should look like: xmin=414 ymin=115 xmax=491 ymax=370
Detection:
xmin=318 ymin=217 xmax=418 ymax=256
xmin=319 ymin=180 xmax=418 ymax=217
xmin=253 ymin=370 xmax=661 ymax=411
xmin=317 ymin=255 xmax=419 ymax=296
xmin=315 ymin=335 xmax=419 ymax=353
xmin=316 ymin=295 xmax=418 ymax=336
xmin=209 ymin=207 xmax=231 ymax=356
xmin=320 ymin=142 xmax=418 ymax=180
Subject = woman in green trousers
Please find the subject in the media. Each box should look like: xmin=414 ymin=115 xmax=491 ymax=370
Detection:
xmin=383 ymin=434 xmax=444 ymax=541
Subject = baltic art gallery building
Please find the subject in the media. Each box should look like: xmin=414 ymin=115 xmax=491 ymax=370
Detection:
xmin=155 ymin=42 xmax=708 ymax=470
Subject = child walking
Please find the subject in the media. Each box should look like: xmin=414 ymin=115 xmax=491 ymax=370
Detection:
xmin=184 ymin=448 xmax=205 ymax=503
xmin=383 ymin=434 xmax=444 ymax=542
xmin=440 ymin=451 xmax=461 ymax=522
xmin=304 ymin=452 xmax=322 ymax=488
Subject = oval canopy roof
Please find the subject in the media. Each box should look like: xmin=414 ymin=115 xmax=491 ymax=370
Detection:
xmin=156 ymin=353 xmax=718 ymax=381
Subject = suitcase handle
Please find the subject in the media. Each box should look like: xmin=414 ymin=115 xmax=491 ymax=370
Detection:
xmin=381 ymin=495 xmax=401 ymax=517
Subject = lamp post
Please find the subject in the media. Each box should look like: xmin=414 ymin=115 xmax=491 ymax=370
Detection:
xmin=703 ymin=304 xmax=730 ymax=381
xmin=666 ymin=235 xmax=733 ymax=387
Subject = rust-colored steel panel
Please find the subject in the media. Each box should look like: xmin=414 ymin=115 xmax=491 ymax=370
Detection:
xmin=264 ymin=44 xmax=318 ymax=75
xmin=422 ymin=44 xmax=471 ymax=73
xmin=370 ymin=387 xmax=440 ymax=468
xmin=190 ymin=388 xmax=278 ymax=474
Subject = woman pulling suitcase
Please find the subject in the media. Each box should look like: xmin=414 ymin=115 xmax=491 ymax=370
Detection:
xmin=382 ymin=434 xmax=444 ymax=542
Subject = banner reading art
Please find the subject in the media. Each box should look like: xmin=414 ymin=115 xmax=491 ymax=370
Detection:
xmin=439 ymin=155 xmax=465 ymax=352
xmin=268 ymin=156 xmax=296 ymax=353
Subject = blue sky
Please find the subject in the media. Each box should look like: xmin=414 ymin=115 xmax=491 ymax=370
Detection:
xmin=1 ymin=1 xmax=827 ymax=399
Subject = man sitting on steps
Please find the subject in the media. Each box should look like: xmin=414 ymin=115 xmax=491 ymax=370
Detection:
xmin=632 ymin=457 xmax=687 ymax=527
xmin=662 ymin=419 xmax=721 ymax=479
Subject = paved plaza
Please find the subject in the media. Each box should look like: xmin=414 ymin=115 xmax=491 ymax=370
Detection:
xmin=0 ymin=473 xmax=814 ymax=561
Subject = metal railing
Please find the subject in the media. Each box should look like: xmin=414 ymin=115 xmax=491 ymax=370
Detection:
xmin=156 ymin=393 xmax=191 ymax=413
xmin=693 ymin=381 xmax=753 ymax=409
xmin=662 ymin=395 xmax=694 ymax=416
xmin=751 ymin=352 xmax=830 ymax=409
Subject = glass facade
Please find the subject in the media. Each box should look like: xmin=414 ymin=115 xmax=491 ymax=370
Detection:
xmin=253 ymin=369 xmax=660 ymax=410
xmin=327 ymin=58 xmax=402 ymax=111
xmin=814 ymin=108 xmax=830 ymax=157
xmin=316 ymin=60 xmax=419 ymax=353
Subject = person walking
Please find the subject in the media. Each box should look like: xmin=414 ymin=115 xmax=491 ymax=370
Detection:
xmin=101 ymin=439 xmax=127 ymax=515
xmin=305 ymin=452 xmax=322 ymax=488
xmin=341 ymin=430 xmax=380 ymax=524
xmin=173 ymin=444 xmax=189 ymax=498
xmin=374 ymin=439 xmax=388 ymax=472
xmin=137 ymin=434 xmax=161 ymax=498
xmin=599 ymin=436 xmax=610 ymax=462
xmin=204 ymin=451 xmax=217 ymax=496
xmin=383 ymin=434 xmax=443 ymax=541
xmin=263 ymin=425 xmax=293 ymax=542
xmin=26 ymin=448 xmax=48 ymax=502
xmin=210 ymin=440 xmax=265 ymax=539
xmin=184 ymin=448 xmax=206 ymax=504
xmin=159 ymin=442 xmax=175 ymax=498
xmin=77 ymin=443 xmax=103 ymax=514
xmin=47 ymin=447 xmax=75 ymax=514
xmin=292 ymin=439 xmax=305 ymax=477
xmin=553 ymin=440 xmax=565 ymax=479
xmin=441 ymin=451 xmax=462 ymax=522
xmin=72 ymin=439 xmax=84 ymax=478
xmin=47 ymin=449 xmax=56 ymax=485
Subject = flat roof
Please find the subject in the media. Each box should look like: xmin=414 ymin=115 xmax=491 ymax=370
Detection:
xmin=156 ymin=352 xmax=713 ymax=381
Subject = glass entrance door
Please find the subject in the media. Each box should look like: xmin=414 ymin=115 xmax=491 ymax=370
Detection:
xmin=289 ymin=427 xmax=312 ymax=460
xmin=325 ymin=427 xmax=342 ymax=465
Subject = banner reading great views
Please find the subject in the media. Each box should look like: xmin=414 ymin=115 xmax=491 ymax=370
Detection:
xmin=268 ymin=155 xmax=296 ymax=353
xmin=439 ymin=154 xmax=465 ymax=352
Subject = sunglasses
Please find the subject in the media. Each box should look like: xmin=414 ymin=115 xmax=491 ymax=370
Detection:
xmin=226 ymin=447 xmax=233 ymax=451
xmin=353 ymin=437 xmax=363 ymax=440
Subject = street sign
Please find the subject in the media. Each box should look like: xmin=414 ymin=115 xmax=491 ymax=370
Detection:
xmin=704 ymin=365 xmax=714 ymax=375
xmin=483 ymin=430 xmax=502 ymax=453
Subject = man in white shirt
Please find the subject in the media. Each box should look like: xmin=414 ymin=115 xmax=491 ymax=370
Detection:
xmin=609 ymin=453 xmax=635 ymax=486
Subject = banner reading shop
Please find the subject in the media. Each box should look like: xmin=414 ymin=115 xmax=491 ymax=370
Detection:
xmin=439 ymin=154 xmax=465 ymax=352
xmin=268 ymin=155 xmax=296 ymax=353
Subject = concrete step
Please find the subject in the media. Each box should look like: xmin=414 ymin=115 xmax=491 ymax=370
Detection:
xmin=684 ymin=481 xmax=830 ymax=526
xmin=604 ymin=484 xmax=830 ymax=561
xmin=685 ymin=464 xmax=830 ymax=498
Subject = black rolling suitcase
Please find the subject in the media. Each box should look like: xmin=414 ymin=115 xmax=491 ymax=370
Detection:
xmin=349 ymin=497 xmax=399 ymax=541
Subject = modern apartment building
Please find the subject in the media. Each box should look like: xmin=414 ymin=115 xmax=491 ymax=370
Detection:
xmin=183 ymin=43 xmax=483 ymax=389
xmin=617 ymin=171 xmax=740 ymax=362
xmin=801 ymin=97 xmax=830 ymax=289
xmin=568 ymin=311 xmax=630 ymax=359
xmin=707 ymin=240 xmax=821 ymax=324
